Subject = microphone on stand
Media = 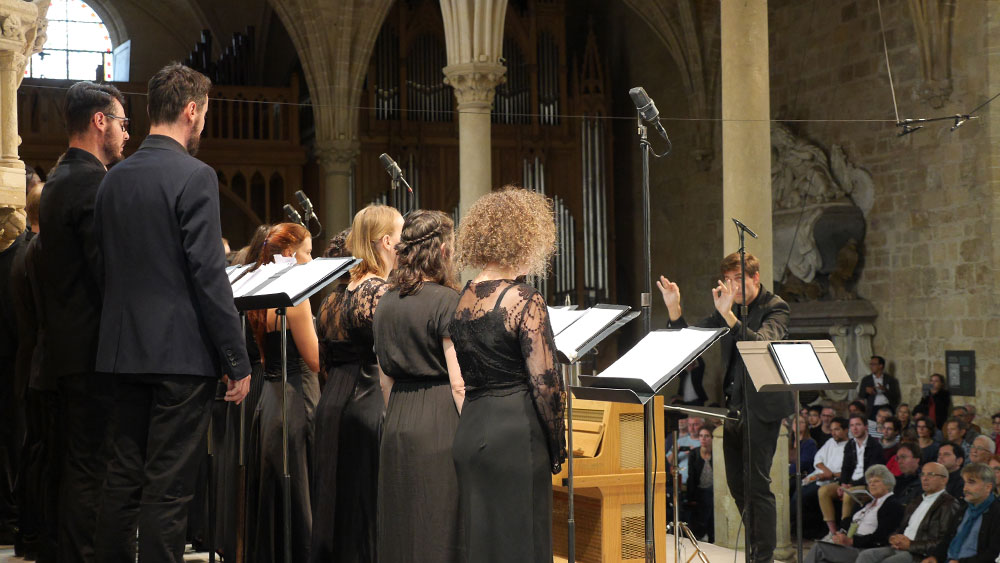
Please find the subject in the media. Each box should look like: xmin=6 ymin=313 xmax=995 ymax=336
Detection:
xmin=283 ymin=204 xmax=305 ymax=227
xmin=378 ymin=153 xmax=413 ymax=193
xmin=294 ymin=190 xmax=322 ymax=236
xmin=629 ymin=86 xmax=671 ymax=143
xmin=731 ymin=217 xmax=758 ymax=239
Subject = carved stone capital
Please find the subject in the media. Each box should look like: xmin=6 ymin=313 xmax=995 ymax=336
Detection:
xmin=314 ymin=139 xmax=361 ymax=172
xmin=442 ymin=62 xmax=507 ymax=110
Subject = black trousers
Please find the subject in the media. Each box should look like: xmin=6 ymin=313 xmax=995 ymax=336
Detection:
xmin=723 ymin=416 xmax=781 ymax=563
xmin=57 ymin=373 xmax=114 ymax=563
xmin=95 ymin=373 xmax=216 ymax=563
xmin=0 ymin=357 xmax=20 ymax=537
xmin=16 ymin=388 xmax=60 ymax=562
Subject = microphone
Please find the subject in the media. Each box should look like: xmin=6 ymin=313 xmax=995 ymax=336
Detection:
xmin=629 ymin=86 xmax=670 ymax=142
xmin=294 ymin=190 xmax=318 ymax=223
xmin=731 ymin=217 xmax=758 ymax=239
xmin=378 ymin=153 xmax=413 ymax=193
xmin=283 ymin=204 xmax=304 ymax=227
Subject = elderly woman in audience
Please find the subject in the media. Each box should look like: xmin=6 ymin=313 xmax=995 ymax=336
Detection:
xmin=804 ymin=464 xmax=904 ymax=562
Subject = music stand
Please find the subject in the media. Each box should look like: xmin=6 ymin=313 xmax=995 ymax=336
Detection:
xmin=663 ymin=404 xmax=734 ymax=563
xmin=550 ymin=304 xmax=638 ymax=563
xmin=231 ymin=257 xmax=358 ymax=562
xmin=736 ymin=339 xmax=855 ymax=563
xmin=573 ymin=327 xmax=728 ymax=563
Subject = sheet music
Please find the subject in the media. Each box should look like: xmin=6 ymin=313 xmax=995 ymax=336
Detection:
xmin=227 ymin=264 xmax=253 ymax=283
xmin=547 ymin=307 xmax=587 ymax=336
xmin=552 ymin=307 xmax=624 ymax=354
xmin=598 ymin=329 xmax=723 ymax=387
xmin=231 ymin=261 xmax=290 ymax=298
xmin=770 ymin=342 xmax=828 ymax=385
xmin=253 ymin=257 xmax=354 ymax=300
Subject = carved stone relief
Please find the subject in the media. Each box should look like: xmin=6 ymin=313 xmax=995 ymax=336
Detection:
xmin=907 ymin=0 xmax=955 ymax=109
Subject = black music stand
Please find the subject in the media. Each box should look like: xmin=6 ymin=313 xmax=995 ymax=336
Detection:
xmin=231 ymin=257 xmax=358 ymax=562
xmin=572 ymin=327 xmax=728 ymax=563
xmin=550 ymin=304 xmax=638 ymax=563
xmin=736 ymin=340 xmax=855 ymax=563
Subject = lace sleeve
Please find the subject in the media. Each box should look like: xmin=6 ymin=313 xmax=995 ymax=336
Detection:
xmin=350 ymin=277 xmax=390 ymax=331
xmin=518 ymin=289 xmax=567 ymax=473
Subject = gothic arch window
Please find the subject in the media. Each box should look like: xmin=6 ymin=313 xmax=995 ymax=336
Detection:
xmin=27 ymin=0 xmax=120 ymax=80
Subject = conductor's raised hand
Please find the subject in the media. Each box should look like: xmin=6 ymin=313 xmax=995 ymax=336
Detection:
xmin=712 ymin=279 xmax=736 ymax=317
xmin=656 ymin=275 xmax=682 ymax=321
xmin=224 ymin=374 xmax=252 ymax=404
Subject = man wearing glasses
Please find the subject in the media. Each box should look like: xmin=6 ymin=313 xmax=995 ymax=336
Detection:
xmin=967 ymin=435 xmax=996 ymax=465
xmin=33 ymin=81 xmax=130 ymax=561
xmin=855 ymin=462 xmax=961 ymax=563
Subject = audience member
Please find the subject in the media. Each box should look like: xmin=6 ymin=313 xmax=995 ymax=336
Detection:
xmin=813 ymin=406 xmax=835 ymax=447
xmin=790 ymin=413 xmax=818 ymax=478
xmin=988 ymin=455 xmax=1000 ymax=495
xmin=944 ymin=416 xmax=975 ymax=459
xmin=915 ymin=419 xmax=940 ymax=464
xmin=913 ymin=374 xmax=951 ymax=431
xmin=808 ymin=406 xmax=829 ymax=446
xmin=794 ymin=417 xmax=849 ymax=538
xmin=925 ymin=463 xmax=1000 ymax=563
xmin=992 ymin=413 xmax=1000 ymax=454
xmin=805 ymin=465 xmax=904 ymax=560
xmin=881 ymin=417 xmax=901 ymax=462
xmin=964 ymin=405 xmax=982 ymax=436
xmin=675 ymin=417 xmax=703 ymax=483
xmin=952 ymin=406 xmax=980 ymax=441
xmin=872 ymin=406 xmax=894 ymax=440
xmin=897 ymin=404 xmax=916 ymax=442
xmin=968 ymin=435 xmax=995 ymax=465
xmin=891 ymin=443 xmax=923 ymax=507
xmin=672 ymin=358 xmax=707 ymax=406
xmin=818 ymin=414 xmax=884 ymax=536
xmin=859 ymin=356 xmax=901 ymax=420
xmin=937 ymin=441 xmax=966 ymax=500
xmin=685 ymin=425 xmax=716 ymax=543
xmin=854 ymin=461 xmax=961 ymax=563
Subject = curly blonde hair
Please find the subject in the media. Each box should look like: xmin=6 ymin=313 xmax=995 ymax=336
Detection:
xmin=456 ymin=186 xmax=556 ymax=277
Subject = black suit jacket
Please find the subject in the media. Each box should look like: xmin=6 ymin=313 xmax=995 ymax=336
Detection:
xmin=685 ymin=447 xmax=712 ymax=503
xmin=839 ymin=435 xmax=884 ymax=486
xmin=94 ymin=135 xmax=249 ymax=379
xmin=35 ymin=148 xmax=106 ymax=377
xmin=931 ymin=499 xmax=1000 ymax=563
xmin=858 ymin=372 xmax=902 ymax=417
xmin=667 ymin=287 xmax=793 ymax=423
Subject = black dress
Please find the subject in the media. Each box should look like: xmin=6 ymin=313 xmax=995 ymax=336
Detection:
xmin=247 ymin=328 xmax=313 ymax=563
xmin=329 ymin=277 xmax=389 ymax=563
xmin=449 ymin=280 xmax=567 ymax=563
xmin=372 ymin=282 xmax=463 ymax=563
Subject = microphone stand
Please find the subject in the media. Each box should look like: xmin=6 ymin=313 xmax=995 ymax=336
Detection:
xmin=735 ymin=220 xmax=753 ymax=563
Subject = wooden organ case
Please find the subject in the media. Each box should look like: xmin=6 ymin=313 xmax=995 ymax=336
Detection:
xmin=552 ymin=396 xmax=668 ymax=563
xmin=358 ymin=0 xmax=616 ymax=309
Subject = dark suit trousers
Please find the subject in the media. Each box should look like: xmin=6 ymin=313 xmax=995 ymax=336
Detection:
xmin=57 ymin=373 xmax=113 ymax=563
xmin=724 ymin=417 xmax=781 ymax=563
xmin=95 ymin=373 xmax=215 ymax=563
xmin=16 ymin=389 xmax=60 ymax=562
xmin=0 ymin=357 xmax=20 ymax=533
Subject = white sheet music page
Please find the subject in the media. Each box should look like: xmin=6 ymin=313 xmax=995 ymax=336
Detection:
xmin=231 ymin=261 xmax=290 ymax=298
xmin=547 ymin=307 xmax=587 ymax=336
xmin=256 ymin=257 xmax=353 ymax=300
xmin=227 ymin=264 xmax=253 ymax=283
xmin=552 ymin=307 xmax=623 ymax=356
xmin=770 ymin=342 xmax=828 ymax=385
xmin=598 ymin=329 xmax=721 ymax=387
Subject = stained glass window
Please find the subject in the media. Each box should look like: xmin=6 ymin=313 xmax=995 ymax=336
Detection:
xmin=26 ymin=0 xmax=113 ymax=80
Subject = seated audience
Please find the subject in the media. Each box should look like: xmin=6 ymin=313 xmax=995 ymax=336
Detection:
xmin=968 ymin=435 xmax=996 ymax=466
xmin=674 ymin=417 xmax=703 ymax=483
xmin=804 ymin=465 xmax=904 ymax=561
xmin=915 ymin=419 xmax=940 ymax=464
xmin=794 ymin=417 xmax=849 ymax=538
xmin=988 ymin=455 xmax=1000 ymax=496
xmin=881 ymin=417 xmax=901 ymax=462
xmin=952 ymin=406 xmax=980 ymax=442
xmin=944 ymin=416 xmax=976 ymax=457
xmin=671 ymin=358 xmax=707 ymax=406
xmin=684 ymin=425 xmax=715 ymax=542
xmin=854 ymin=462 xmax=962 ymax=563
xmin=897 ymin=404 xmax=916 ymax=442
xmin=936 ymin=441 xmax=966 ymax=500
xmin=790 ymin=413 xmax=818 ymax=479
xmin=925 ymin=463 xmax=1000 ymax=563
xmin=963 ymin=405 xmax=981 ymax=436
xmin=810 ymin=406 xmax=835 ymax=447
xmin=818 ymin=414 xmax=884 ymax=537
xmin=891 ymin=443 xmax=923 ymax=507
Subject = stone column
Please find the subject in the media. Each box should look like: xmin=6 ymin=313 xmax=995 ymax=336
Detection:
xmin=315 ymin=139 xmax=360 ymax=233
xmin=0 ymin=0 xmax=47 ymax=250
xmin=442 ymin=63 xmax=505 ymax=217
xmin=720 ymin=0 xmax=773 ymax=285
xmin=439 ymin=0 xmax=508 ymax=218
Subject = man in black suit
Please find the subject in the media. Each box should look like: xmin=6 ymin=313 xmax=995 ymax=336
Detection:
xmin=93 ymin=63 xmax=251 ymax=563
xmin=658 ymin=252 xmax=793 ymax=563
xmin=859 ymin=356 xmax=901 ymax=420
xmin=31 ymin=81 xmax=129 ymax=563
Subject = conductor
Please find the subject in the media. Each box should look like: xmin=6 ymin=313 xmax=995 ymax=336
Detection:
xmin=658 ymin=252 xmax=792 ymax=563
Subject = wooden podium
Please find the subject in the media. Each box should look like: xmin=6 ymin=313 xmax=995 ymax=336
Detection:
xmin=552 ymin=395 xmax=667 ymax=563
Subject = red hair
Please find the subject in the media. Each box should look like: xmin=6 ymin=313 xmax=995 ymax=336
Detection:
xmin=246 ymin=222 xmax=310 ymax=360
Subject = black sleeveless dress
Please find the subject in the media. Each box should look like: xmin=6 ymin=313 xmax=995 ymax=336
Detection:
xmin=246 ymin=328 xmax=313 ymax=563
xmin=449 ymin=280 xmax=567 ymax=563
xmin=372 ymin=282 xmax=463 ymax=563
xmin=328 ymin=277 xmax=389 ymax=563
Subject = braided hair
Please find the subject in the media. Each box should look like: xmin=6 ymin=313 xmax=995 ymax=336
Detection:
xmin=388 ymin=210 xmax=457 ymax=296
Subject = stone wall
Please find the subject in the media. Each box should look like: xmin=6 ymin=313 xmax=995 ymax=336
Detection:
xmin=768 ymin=0 xmax=998 ymax=422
